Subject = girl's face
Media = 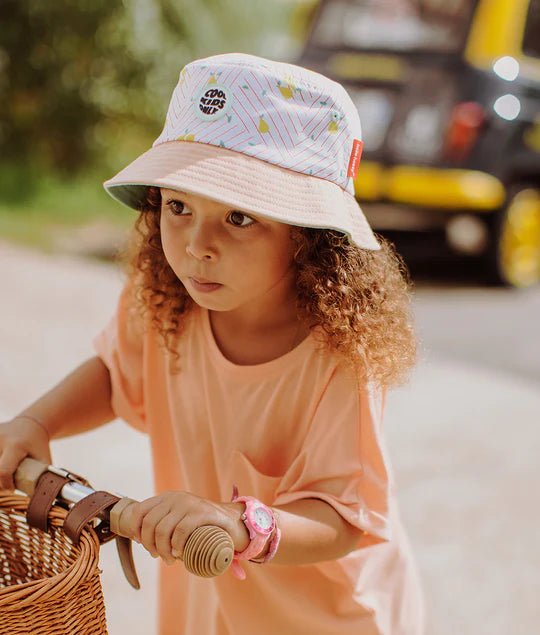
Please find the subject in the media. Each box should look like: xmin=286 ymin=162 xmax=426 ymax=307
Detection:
xmin=159 ymin=188 xmax=297 ymax=320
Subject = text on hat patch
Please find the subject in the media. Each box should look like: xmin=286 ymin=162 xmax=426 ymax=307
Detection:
xmin=195 ymin=84 xmax=233 ymax=121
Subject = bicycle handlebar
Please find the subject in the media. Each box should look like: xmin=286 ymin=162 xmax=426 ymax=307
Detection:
xmin=13 ymin=458 xmax=234 ymax=578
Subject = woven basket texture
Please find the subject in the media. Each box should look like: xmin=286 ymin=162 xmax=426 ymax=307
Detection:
xmin=0 ymin=493 xmax=107 ymax=634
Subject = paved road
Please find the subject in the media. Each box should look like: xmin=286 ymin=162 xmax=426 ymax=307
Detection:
xmin=1 ymin=239 xmax=538 ymax=634
xmin=388 ymin=284 xmax=540 ymax=634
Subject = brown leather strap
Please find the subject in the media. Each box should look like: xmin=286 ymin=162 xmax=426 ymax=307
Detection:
xmin=116 ymin=536 xmax=140 ymax=589
xmin=26 ymin=471 xmax=70 ymax=532
xmin=63 ymin=491 xmax=141 ymax=589
xmin=63 ymin=491 xmax=120 ymax=544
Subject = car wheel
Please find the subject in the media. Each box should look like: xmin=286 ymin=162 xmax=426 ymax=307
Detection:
xmin=487 ymin=185 xmax=540 ymax=288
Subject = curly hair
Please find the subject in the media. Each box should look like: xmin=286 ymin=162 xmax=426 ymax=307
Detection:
xmin=121 ymin=186 xmax=416 ymax=387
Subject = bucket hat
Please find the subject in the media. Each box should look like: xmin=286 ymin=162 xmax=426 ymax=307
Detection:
xmin=104 ymin=53 xmax=379 ymax=250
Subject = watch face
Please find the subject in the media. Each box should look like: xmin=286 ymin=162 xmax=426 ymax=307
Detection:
xmin=253 ymin=506 xmax=274 ymax=533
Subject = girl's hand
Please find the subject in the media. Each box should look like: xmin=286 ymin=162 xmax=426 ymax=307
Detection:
xmin=129 ymin=491 xmax=250 ymax=566
xmin=0 ymin=417 xmax=52 ymax=491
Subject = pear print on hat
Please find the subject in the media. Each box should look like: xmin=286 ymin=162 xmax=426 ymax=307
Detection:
xmin=105 ymin=54 xmax=380 ymax=250
xmin=152 ymin=54 xmax=364 ymax=196
xmin=277 ymin=76 xmax=296 ymax=99
xmin=259 ymin=115 xmax=270 ymax=134
xmin=328 ymin=111 xmax=342 ymax=134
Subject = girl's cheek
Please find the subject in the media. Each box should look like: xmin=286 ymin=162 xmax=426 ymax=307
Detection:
xmin=161 ymin=229 xmax=181 ymax=264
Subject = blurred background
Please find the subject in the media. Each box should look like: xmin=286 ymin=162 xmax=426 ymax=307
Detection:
xmin=1 ymin=1 xmax=539 ymax=634
xmin=0 ymin=0 xmax=316 ymax=254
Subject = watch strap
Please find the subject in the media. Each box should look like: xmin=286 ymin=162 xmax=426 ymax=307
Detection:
xmin=230 ymin=485 xmax=279 ymax=579
xmin=234 ymin=498 xmax=271 ymax=560
xmin=250 ymin=525 xmax=282 ymax=564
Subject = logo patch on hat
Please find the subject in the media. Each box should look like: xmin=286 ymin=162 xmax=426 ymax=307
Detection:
xmin=347 ymin=139 xmax=363 ymax=179
xmin=194 ymin=84 xmax=233 ymax=121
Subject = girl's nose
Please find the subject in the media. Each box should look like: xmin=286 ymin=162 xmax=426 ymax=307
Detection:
xmin=185 ymin=223 xmax=218 ymax=261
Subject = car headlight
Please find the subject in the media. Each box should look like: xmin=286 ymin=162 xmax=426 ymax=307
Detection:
xmin=493 ymin=94 xmax=521 ymax=121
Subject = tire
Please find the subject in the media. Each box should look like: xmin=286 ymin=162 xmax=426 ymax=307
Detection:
xmin=486 ymin=185 xmax=540 ymax=288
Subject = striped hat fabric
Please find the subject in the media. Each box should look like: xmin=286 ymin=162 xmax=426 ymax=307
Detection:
xmin=104 ymin=53 xmax=379 ymax=250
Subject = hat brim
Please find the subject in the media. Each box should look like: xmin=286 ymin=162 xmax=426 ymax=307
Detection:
xmin=104 ymin=141 xmax=380 ymax=250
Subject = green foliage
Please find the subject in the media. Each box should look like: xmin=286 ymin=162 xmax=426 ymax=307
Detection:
xmin=0 ymin=0 xmax=295 ymax=185
xmin=0 ymin=0 xmax=151 ymax=176
xmin=0 ymin=165 xmax=132 ymax=251
xmin=0 ymin=0 xmax=309 ymax=251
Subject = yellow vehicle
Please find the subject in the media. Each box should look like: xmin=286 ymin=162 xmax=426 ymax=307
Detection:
xmin=298 ymin=0 xmax=540 ymax=286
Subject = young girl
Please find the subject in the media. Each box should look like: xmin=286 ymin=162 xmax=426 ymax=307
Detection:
xmin=0 ymin=54 xmax=424 ymax=633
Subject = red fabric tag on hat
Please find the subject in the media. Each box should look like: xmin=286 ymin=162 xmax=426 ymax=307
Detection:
xmin=347 ymin=139 xmax=363 ymax=178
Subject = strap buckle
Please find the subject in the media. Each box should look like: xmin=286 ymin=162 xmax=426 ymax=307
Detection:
xmin=25 ymin=466 xmax=140 ymax=589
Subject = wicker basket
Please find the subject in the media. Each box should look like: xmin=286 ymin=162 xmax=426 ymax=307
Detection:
xmin=0 ymin=493 xmax=108 ymax=634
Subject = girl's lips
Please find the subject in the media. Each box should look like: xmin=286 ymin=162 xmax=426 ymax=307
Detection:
xmin=188 ymin=277 xmax=222 ymax=293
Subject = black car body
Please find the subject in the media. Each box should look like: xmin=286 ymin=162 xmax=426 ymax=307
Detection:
xmin=298 ymin=0 xmax=540 ymax=286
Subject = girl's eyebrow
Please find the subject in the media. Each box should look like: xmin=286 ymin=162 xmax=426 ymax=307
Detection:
xmin=163 ymin=189 xmax=188 ymax=198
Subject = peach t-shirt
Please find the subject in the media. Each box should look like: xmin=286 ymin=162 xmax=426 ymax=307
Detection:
xmin=94 ymin=285 xmax=424 ymax=634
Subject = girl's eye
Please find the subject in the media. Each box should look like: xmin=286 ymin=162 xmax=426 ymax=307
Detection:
xmin=228 ymin=211 xmax=255 ymax=227
xmin=168 ymin=200 xmax=188 ymax=215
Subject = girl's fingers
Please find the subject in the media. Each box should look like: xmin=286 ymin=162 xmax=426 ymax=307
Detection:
xmin=129 ymin=497 xmax=164 ymax=543
xmin=171 ymin=525 xmax=192 ymax=559
xmin=170 ymin=516 xmax=201 ymax=560
xmin=154 ymin=513 xmax=184 ymax=565
xmin=130 ymin=492 xmax=230 ymax=566
xmin=0 ymin=446 xmax=27 ymax=491
xmin=139 ymin=500 xmax=189 ymax=558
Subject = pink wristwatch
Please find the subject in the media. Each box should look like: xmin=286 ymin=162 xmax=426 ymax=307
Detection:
xmin=230 ymin=485 xmax=278 ymax=579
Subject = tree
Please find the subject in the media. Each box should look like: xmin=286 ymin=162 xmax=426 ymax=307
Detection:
xmin=0 ymin=0 xmax=151 ymax=177
xmin=0 ymin=0 xmax=295 ymax=185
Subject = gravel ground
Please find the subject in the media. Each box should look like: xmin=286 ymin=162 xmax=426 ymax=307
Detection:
xmin=1 ymin=239 xmax=538 ymax=635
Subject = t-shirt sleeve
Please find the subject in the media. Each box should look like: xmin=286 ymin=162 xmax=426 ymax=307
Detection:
xmin=273 ymin=364 xmax=391 ymax=545
xmin=92 ymin=282 xmax=146 ymax=432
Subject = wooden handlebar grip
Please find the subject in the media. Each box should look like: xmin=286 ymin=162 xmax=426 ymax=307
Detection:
xmin=14 ymin=457 xmax=49 ymax=496
xmin=14 ymin=462 xmax=235 ymax=579
xmin=109 ymin=498 xmax=234 ymax=577
xmin=182 ymin=525 xmax=234 ymax=578
xmin=109 ymin=496 xmax=137 ymax=536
